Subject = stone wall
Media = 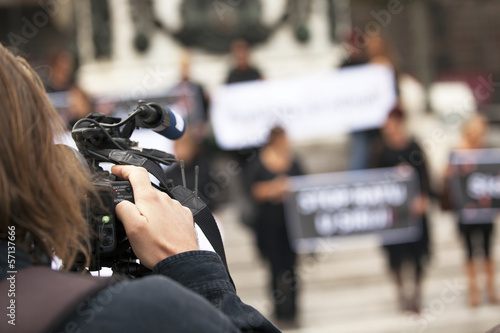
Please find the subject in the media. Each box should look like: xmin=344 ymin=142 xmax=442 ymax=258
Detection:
xmin=350 ymin=0 xmax=500 ymax=82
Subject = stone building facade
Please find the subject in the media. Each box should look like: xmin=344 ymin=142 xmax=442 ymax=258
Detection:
xmin=350 ymin=0 xmax=500 ymax=106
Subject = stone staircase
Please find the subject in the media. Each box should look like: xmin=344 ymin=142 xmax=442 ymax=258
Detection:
xmin=221 ymin=202 xmax=500 ymax=333
xmin=215 ymin=113 xmax=500 ymax=333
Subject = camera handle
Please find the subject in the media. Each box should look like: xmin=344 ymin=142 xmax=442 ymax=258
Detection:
xmin=107 ymin=150 xmax=235 ymax=288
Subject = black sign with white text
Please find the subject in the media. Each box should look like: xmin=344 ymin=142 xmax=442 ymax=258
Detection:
xmin=449 ymin=149 xmax=500 ymax=224
xmin=284 ymin=166 xmax=421 ymax=253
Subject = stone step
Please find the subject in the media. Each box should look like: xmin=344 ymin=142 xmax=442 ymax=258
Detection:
xmin=219 ymin=201 xmax=500 ymax=333
xmin=214 ymin=114 xmax=500 ymax=332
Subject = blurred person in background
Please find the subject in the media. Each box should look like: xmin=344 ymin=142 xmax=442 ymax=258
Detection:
xmin=45 ymin=50 xmax=75 ymax=93
xmin=371 ymin=106 xmax=431 ymax=313
xmin=224 ymin=38 xmax=265 ymax=229
xmin=365 ymin=33 xmax=400 ymax=74
xmin=225 ymin=38 xmax=263 ymax=84
xmin=169 ymin=50 xmax=210 ymax=130
xmin=443 ymin=114 xmax=497 ymax=306
xmin=347 ymin=30 xmax=400 ymax=171
xmin=248 ymin=126 xmax=303 ymax=327
xmin=45 ymin=49 xmax=94 ymax=129
xmin=65 ymin=85 xmax=94 ymax=129
xmin=339 ymin=30 xmax=368 ymax=68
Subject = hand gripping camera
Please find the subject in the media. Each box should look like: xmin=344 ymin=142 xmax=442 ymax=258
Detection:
xmin=71 ymin=101 xmax=227 ymax=278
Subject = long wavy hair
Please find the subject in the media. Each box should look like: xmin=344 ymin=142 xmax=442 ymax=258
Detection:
xmin=0 ymin=44 xmax=93 ymax=268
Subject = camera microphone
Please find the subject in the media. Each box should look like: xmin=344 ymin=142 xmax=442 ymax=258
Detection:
xmin=135 ymin=101 xmax=185 ymax=140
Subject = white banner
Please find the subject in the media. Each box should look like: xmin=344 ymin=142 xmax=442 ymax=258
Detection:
xmin=210 ymin=64 xmax=397 ymax=150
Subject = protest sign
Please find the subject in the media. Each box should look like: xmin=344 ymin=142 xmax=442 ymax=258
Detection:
xmin=284 ymin=166 xmax=421 ymax=253
xmin=211 ymin=64 xmax=397 ymax=149
xmin=449 ymin=149 xmax=500 ymax=224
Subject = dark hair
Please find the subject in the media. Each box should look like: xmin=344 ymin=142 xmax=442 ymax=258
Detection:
xmin=230 ymin=38 xmax=250 ymax=52
xmin=387 ymin=105 xmax=406 ymax=121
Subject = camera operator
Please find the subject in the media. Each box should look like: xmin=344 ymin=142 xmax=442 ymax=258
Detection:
xmin=0 ymin=43 xmax=280 ymax=332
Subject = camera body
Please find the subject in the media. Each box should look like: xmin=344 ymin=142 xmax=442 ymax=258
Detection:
xmin=71 ymin=101 xmax=229 ymax=280
xmin=80 ymin=175 xmax=139 ymax=273
xmin=72 ymin=102 xmax=178 ymax=276
xmin=91 ymin=178 xmax=133 ymax=251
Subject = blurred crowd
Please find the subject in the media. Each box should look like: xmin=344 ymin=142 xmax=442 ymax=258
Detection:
xmin=38 ymin=29 xmax=498 ymax=329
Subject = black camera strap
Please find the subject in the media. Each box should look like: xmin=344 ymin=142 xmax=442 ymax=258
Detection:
xmin=194 ymin=209 xmax=235 ymax=288
xmin=169 ymin=185 xmax=234 ymax=282
xmin=107 ymin=150 xmax=235 ymax=287
xmin=139 ymin=159 xmax=235 ymax=288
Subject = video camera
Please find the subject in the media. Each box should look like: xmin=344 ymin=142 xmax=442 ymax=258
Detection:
xmin=71 ymin=100 xmax=207 ymax=277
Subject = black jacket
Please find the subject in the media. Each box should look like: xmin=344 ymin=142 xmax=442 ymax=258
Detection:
xmin=0 ymin=243 xmax=280 ymax=333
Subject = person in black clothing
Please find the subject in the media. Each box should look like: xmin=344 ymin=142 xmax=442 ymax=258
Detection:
xmin=345 ymin=30 xmax=400 ymax=171
xmin=226 ymin=38 xmax=263 ymax=84
xmin=169 ymin=50 xmax=210 ymax=126
xmin=44 ymin=50 xmax=76 ymax=93
xmin=44 ymin=49 xmax=95 ymax=129
xmin=372 ymin=106 xmax=431 ymax=314
xmin=224 ymin=38 xmax=265 ymax=228
xmin=248 ymin=127 xmax=303 ymax=326
xmin=444 ymin=114 xmax=497 ymax=306
xmin=0 ymin=42 xmax=280 ymax=332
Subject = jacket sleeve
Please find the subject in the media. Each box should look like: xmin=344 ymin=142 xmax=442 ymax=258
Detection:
xmin=153 ymin=251 xmax=281 ymax=333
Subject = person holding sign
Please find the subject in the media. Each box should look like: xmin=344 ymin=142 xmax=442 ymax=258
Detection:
xmin=444 ymin=114 xmax=497 ymax=307
xmin=225 ymin=38 xmax=263 ymax=84
xmin=347 ymin=30 xmax=400 ymax=171
xmin=248 ymin=127 xmax=303 ymax=327
xmin=372 ymin=106 xmax=431 ymax=314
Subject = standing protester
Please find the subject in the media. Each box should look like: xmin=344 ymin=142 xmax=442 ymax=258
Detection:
xmin=169 ymin=50 xmax=210 ymax=130
xmin=444 ymin=115 xmax=498 ymax=306
xmin=371 ymin=106 xmax=431 ymax=313
xmin=248 ymin=127 xmax=303 ymax=327
xmin=44 ymin=49 xmax=94 ymax=129
xmin=44 ymin=50 xmax=76 ymax=93
xmin=346 ymin=30 xmax=400 ymax=171
xmin=0 ymin=43 xmax=280 ymax=332
xmin=225 ymin=38 xmax=263 ymax=84
xmin=224 ymin=38 xmax=265 ymax=228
